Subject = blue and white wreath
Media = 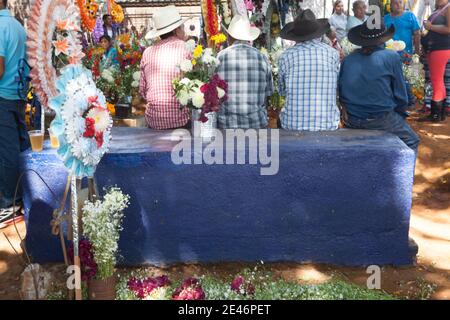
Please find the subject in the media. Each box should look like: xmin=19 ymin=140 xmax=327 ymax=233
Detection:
xmin=49 ymin=65 xmax=112 ymax=177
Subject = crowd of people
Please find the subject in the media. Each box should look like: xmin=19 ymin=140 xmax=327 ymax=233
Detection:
xmin=138 ymin=2 xmax=449 ymax=151
xmin=1 ymin=1 xmax=450 ymax=217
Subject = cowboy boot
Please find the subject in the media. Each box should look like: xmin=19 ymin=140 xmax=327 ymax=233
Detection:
xmin=419 ymin=100 xmax=443 ymax=122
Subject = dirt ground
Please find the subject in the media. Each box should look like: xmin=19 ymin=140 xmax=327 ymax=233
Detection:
xmin=0 ymin=112 xmax=449 ymax=300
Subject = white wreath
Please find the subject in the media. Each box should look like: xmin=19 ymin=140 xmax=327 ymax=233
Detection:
xmin=50 ymin=65 xmax=112 ymax=177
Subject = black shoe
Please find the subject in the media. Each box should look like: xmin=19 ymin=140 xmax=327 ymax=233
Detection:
xmin=418 ymin=100 xmax=444 ymax=122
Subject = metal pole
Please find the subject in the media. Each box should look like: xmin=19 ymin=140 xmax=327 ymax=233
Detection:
xmin=71 ymin=176 xmax=82 ymax=300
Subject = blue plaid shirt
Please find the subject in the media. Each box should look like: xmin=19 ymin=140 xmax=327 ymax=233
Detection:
xmin=278 ymin=39 xmax=341 ymax=131
xmin=216 ymin=42 xmax=274 ymax=128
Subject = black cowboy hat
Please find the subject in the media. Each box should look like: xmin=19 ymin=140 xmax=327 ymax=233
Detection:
xmin=280 ymin=9 xmax=330 ymax=42
xmin=348 ymin=20 xmax=395 ymax=47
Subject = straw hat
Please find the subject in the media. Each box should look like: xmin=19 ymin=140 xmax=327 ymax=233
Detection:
xmin=223 ymin=15 xmax=260 ymax=42
xmin=145 ymin=5 xmax=187 ymax=40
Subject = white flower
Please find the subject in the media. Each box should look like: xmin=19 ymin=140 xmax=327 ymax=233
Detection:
xmin=217 ymin=87 xmax=225 ymax=99
xmin=191 ymin=88 xmax=205 ymax=109
xmin=179 ymin=59 xmax=193 ymax=72
xmin=101 ymin=69 xmax=115 ymax=83
xmin=412 ymin=54 xmax=420 ymax=65
xmin=185 ymin=39 xmax=196 ymax=52
xmin=180 ymin=78 xmax=191 ymax=86
xmin=131 ymin=81 xmax=139 ymax=88
xmin=146 ymin=287 xmax=169 ymax=300
xmin=132 ymin=71 xmax=141 ymax=81
xmin=201 ymin=50 xmax=220 ymax=67
xmin=177 ymin=89 xmax=190 ymax=106
xmin=87 ymin=107 xmax=110 ymax=132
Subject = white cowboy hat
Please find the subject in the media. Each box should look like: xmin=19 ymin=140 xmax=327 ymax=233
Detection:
xmin=145 ymin=5 xmax=187 ymax=40
xmin=224 ymin=15 xmax=260 ymax=42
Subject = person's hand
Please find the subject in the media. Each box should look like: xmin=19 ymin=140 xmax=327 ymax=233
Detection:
xmin=423 ymin=20 xmax=432 ymax=31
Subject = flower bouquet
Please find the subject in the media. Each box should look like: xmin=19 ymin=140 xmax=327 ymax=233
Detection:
xmin=403 ymin=54 xmax=426 ymax=106
xmin=82 ymin=187 xmax=130 ymax=300
xmin=172 ymin=38 xmax=228 ymax=138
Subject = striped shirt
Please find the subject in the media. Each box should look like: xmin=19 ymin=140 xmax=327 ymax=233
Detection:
xmin=216 ymin=42 xmax=274 ymax=129
xmin=139 ymin=36 xmax=190 ymax=129
xmin=278 ymin=39 xmax=340 ymax=131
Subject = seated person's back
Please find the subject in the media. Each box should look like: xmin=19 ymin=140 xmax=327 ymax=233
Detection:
xmin=216 ymin=15 xmax=273 ymax=129
xmin=278 ymin=9 xmax=341 ymax=131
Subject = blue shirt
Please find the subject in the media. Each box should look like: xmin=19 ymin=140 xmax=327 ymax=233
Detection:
xmin=0 ymin=9 xmax=28 ymax=100
xmin=100 ymin=47 xmax=120 ymax=70
xmin=339 ymin=47 xmax=408 ymax=119
xmin=278 ymin=39 xmax=340 ymax=131
xmin=384 ymin=11 xmax=420 ymax=54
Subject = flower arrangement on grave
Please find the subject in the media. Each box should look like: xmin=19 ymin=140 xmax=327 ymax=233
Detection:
xmin=403 ymin=54 xmax=426 ymax=104
xmin=49 ymin=65 xmax=112 ymax=176
xmin=172 ymin=278 xmax=206 ymax=300
xmin=172 ymin=39 xmax=228 ymax=123
xmin=80 ymin=187 xmax=129 ymax=300
xmin=82 ymin=187 xmax=130 ymax=281
xmin=127 ymin=276 xmax=172 ymax=300
xmin=76 ymin=0 xmax=98 ymax=32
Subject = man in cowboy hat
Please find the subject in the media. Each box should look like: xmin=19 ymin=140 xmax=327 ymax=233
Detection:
xmin=278 ymin=9 xmax=341 ymax=131
xmin=216 ymin=15 xmax=273 ymax=128
xmin=339 ymin=21 xmax=420 ymax=153
xmin=139 ymin=5 xmax=190 ymax=129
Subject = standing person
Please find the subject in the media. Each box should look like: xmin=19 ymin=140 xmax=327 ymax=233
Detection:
xmin=329 ymin=0 xmax=348 ymax=42
xmin=0 ymin=0 xmax=30 ymax=214
xmin=216 ymin=15 xmax=273 ymax=129
xmin=339 ymin=21 xmax=420 ymax=153
xmin=421 ymin=0 xmax=450 ymax=122
xmin=346 ymin=0 xmax=368 ymax=31
xmin=278 ymin=9 xmax=341 ymax=131
xmin=139 ymin=5 xmax=190 ymax=129
xmin=103 ymin=14 xmax=119 ymax=41
xmin=384 ymin=0 xmax=421 ymax=55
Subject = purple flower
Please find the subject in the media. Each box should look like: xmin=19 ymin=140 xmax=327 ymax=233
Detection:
xmin=172 ymin=277 xmax=205 ymax=300
xmin=231 ymin=275 xmax=255 ymax=296
xmin=68 ymin=239 xmax=97 ymax=281
xmin=127 ymin=275 xmax=171 ymax=299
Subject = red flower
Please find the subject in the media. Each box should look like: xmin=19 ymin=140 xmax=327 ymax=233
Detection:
xmin=127 ymin=275 xmax=172 ymax=299
xmin=95 ymin=131 xmax=104 ymax=148
xmin=172 ymin=278 xmax=205 ymax=300
xmin=83 ymin=117 xmax=95 ymax=138
xmin=231 ymin=275 xmax=255 ymax=296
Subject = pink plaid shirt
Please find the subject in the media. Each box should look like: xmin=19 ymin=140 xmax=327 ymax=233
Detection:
xmin=139 ymin=36 xmax=190 ymax=129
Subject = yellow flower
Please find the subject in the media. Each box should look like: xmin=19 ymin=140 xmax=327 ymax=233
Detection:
xmin=192 ymin=59 xmax=196 ymax=66
xmin=106 ymin=102 xmax=115 ymax=116
xmin=193 ymin=45 xmax=203 ymax=59
xmin=117 ymin=33 xmax=131 ymax=46
xmin=211 ymin=33 xmax=227 ymax=46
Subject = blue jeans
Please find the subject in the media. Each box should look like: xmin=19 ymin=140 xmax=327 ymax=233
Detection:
xmin=0 ymin=98 xmax=30 ymax=208
xmin=345 ymin=110 xmax=420 ymax=153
